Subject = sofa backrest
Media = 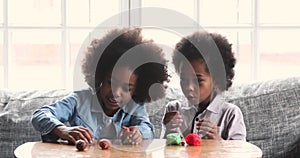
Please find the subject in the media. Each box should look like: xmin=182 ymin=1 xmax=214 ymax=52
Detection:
xmin=1 ymin=77 xmax=299 ymax=158
xmin=0 ymin=89 xmax=70 ymax=158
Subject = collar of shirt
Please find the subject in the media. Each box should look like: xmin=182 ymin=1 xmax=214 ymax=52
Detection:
xmin=185 ymin=94 xmax=224 ymax=114
xmin=205 ymin=94 xmax=224 ymax=114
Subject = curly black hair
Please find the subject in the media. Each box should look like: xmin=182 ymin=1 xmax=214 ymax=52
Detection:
xmin=81 ymin=27 xmax=169 ymax=103
xmin=173 ymin=31 xmax=236 ymax=91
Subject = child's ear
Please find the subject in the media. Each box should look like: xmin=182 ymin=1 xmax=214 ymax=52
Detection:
xmin=213 ymin=81 xmax=219 ymax=89
xmin=95 ymin=82 xmax=102 ymax=92
xmin=213 ymin=84 xmax=221 ymax=93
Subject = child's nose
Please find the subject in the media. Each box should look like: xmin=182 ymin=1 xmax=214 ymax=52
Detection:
xmin=187 ymin=82 xmax=195 ymax=91
xmin=112 ymin=87 xmax=122 ymax=98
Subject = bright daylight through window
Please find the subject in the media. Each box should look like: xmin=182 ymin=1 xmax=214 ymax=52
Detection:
xmin=1 ymin=0 xmax=300 ymax=90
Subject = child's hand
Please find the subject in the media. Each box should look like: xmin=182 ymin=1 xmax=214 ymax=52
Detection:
xmin=163 ymin=111 xmax=183 ymax=133
xmin=120 ymin=126 xmax=142 ymax=145
xmin=196 ymin=119 xmax=222 ymax=140
xmin=52 ymin=125 xmax=94 ymax=145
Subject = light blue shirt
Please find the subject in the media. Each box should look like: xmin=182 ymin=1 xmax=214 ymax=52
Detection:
xmin=31 ymin=88 xmax=154 ymax=142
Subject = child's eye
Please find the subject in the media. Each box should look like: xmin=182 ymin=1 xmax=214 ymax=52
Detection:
xmin=122 ymin=86 xmax=130 ymax=92
xmin=197 ymin=78 xmax=203 ymax=84
xmin=122 ymin=85 xmax=135 ymax=92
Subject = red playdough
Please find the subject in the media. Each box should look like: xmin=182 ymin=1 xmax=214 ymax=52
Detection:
xmin=122 ymin=126 xmax=130 ymax=132
xmin=185 ymin=133 xmax=202 ymax=146
xmin=99 ymin=139 xmax=111 ymax=149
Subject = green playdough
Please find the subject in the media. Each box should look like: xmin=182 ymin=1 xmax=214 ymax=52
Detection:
xmin=166 ymin=133 xmax=182 ymax=145
xmin=122 ymin=136 xmax=130 ymax=145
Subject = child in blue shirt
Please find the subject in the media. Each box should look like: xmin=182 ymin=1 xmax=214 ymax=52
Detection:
xmin=161 ymin=31 xmax=246 ymax=141
xmin=32 ymin=27 xmax=169 ymax=145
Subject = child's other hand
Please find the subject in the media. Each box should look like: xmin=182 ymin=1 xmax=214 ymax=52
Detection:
xmin=163 ymin=111 xmax=183 ymax=133
xmin=52 ymin=125 xmax=94 ymax=145
xmin=120 ymin=126 xmax=142 ymax=145
xmin=196 ymin=119 xmax=222 ymax=140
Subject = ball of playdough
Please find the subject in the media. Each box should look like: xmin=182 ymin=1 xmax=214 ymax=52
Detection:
xmin=166 ymin=133 xmax=182 ymax=145
xmin=185 ymin=133 xmax=202 ymax=146
xmin=121 ymin=136 xmax=131 ymax=145
xmin=75 ymin=139 xmax=87 ymax=151
xmin=99 ymin=139 xmax=111 ymax=149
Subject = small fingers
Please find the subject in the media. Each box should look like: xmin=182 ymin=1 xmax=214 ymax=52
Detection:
xmin=130 ymin=131 xmax=142 ymax=145
xmin=165 ymin=112 xmax=182 ymax=129
xmin=163 ymin=112 xmax=178 ymax=124
xmin=70 ymin=127 xmax=92 ymax=144
xmin=196 ymin=120 xmax=220 ymax=139
xmin=175 ymin=102 xmax=180 ymax=111
xmin=78 ymin=126 xmax=94 ymax=144
xmin=166 ymin=122 xmax=182 ymax=130
xmin=120 ymin=126 xmax=142 ymax=145
xmin=206 ymin=129 xmax=222 ymax=140
xmin=68 ymin=135 xmax=76 ymax=144
xmin=168 ymin=127 xmax=180 ymax=133
xmin=126 ymin=126 xmax=143 ymax=145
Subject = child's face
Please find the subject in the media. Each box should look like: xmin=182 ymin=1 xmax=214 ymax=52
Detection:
xmin=179 ymin=59 xmax=214 ymax=106
xmin=99 ymin=66 xmax=137 ymax=116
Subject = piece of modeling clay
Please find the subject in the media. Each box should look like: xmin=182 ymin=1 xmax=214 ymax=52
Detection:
xmin=166 ymin=133 xmax=182 ymax=145
xmin=75 ymin=139 xmax=87 ymax=151
xmin=99 ymin=139 xmax=111 ymax=149
xmin=185 ymin=133 xmax=202 ymax=146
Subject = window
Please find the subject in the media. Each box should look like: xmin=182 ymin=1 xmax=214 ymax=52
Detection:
xmin=8 ymin=0 xmax=61 ymax=26
xmin=139 ymin=0 xmax=300 ymax=87
xmin=1 ymin=0 xmax=300 ymax=90
xmin=0 ymin=30 xmax=3 ymax=88
xmin=1 ymin=0 xmax=125 ymax=90
xmin=259 ymin=0 xmax=300 ymax=25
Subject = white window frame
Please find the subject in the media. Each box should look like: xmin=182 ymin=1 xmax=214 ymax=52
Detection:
xmin=1 ymin=0 xmax=130 ymax=89
xmin=1 ymin=0 xmax=300 ymax=89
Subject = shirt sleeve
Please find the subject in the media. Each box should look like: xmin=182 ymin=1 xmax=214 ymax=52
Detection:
xmin=225 ymin=105 xmax=247 ymax=141
xmin=31 ymin=92 xmax=78 ymax=135
xmin=131 ymin=105 xmax=155 ymax=139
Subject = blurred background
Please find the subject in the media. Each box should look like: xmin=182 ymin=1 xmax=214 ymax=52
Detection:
xmin=1 ymin=0 xmax=300 ymax=90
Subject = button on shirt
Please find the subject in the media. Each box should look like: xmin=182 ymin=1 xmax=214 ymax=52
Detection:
xmin=161 ymin=95 xmax=246 ymax=141
xmin=31 ymin=88 xmax=154 ymax=142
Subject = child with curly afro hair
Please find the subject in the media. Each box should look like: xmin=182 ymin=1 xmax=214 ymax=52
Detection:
xmin=32 ymin=27 xmax=169 ymax=145
xmin=161 ymin=31 xmax=246 ymax=141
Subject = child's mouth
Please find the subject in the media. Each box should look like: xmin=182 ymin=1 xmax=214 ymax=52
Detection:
xmin=187 ymin=96 xmax=197 ymax=102
xmin=108 ymin=97 xmax=120 ymax=107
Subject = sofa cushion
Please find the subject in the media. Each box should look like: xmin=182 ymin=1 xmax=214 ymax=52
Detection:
xmin=225 ymin=77 xmax=300 ymax=158
xmin=0 ymin=90 xmax=9 ymax=112
xmin=0 ymin=89 xmax=69 ymax=158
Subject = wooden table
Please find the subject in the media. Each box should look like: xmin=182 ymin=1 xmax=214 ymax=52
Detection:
xmin=14 ymin=139 xmax=262 ymax=158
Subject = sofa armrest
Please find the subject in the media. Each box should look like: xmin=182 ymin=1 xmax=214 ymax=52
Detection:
xmin=0 ymin=89 xmax=69 ymax=158
xmin=225 ymin=77 xmax=300 ymax=158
